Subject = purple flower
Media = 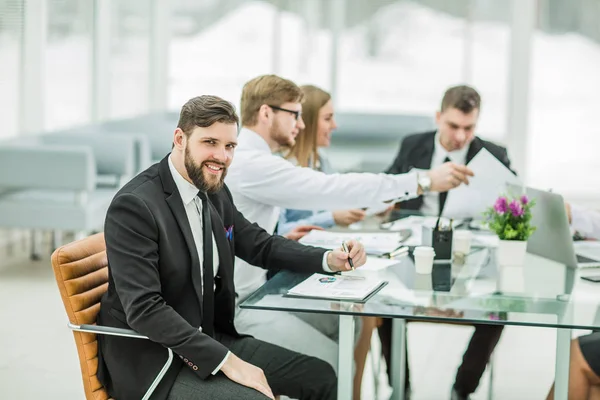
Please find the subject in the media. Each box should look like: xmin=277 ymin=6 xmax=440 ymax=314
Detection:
xmin=494 ymin=197 xmax=508 ymax=214
xmin=520 ymin=195 xmax=529 ymax=205
xmin=509 ymin=199 xmax=524 ymax=217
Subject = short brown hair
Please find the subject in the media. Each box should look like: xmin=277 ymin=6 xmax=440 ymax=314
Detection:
xmin=440 ymin=85 xmax=481 ymax=114
xmin=177 ymin=95 xmax=239 ymax=136
xmin=240 ymin=75 xmax=304 ymax=126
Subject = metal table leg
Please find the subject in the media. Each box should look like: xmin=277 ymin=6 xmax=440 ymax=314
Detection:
xmin=554 ymin=328 xmax=571 ymax=400
xmin=390 ymin=319 xmax=407 ymax=400
xmin=338 ymin=315 xmax=355 ymax=400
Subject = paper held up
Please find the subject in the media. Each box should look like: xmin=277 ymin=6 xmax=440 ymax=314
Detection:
xmin=442 ymin=148 xmax=521 ymax=219
xmin=363 ymin=196 xmax=406 ymax=217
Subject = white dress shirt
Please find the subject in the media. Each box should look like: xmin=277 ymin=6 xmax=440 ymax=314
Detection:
xmin=225 ymin=128 xmax=420 ymax=302
xmin=571 ymin=204 xmax=600 ymax=240
xmin=167 ymin=156 xmax=229 ymax=374
xmin=420 ymin=132 xmax=470 ymax=216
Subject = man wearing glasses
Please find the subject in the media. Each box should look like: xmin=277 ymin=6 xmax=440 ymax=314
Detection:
xmin=225 ymin=74 xmax=474 ymax=372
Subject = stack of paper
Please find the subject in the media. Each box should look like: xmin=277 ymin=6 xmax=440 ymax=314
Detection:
xmin=299 ymin=230 xmax=403 ymax=255
xmin=287 ymin=273 xmax=387 ymax=302
xmin=343 ymin=257 xmax=402 ymax=274
xmin=442 ymin=148 xmax=521 ymax=219
xmin=383 ymin=216 xmax=462 ymax=246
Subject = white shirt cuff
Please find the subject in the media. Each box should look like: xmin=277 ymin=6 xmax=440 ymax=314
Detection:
xmin=212 ymin=351 xmax=231 ymax=375
xmin=398 ymin=170 xmax=420 ymax=200
xmin=322 ymin=251 xmax=333 ymax=273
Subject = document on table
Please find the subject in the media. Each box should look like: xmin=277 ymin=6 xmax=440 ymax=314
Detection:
xmin=343 ymin=257 xmax=401 ymax=273
xmin=299 ymin=230 xmax=403 ymax=255
xmin=574 ymin=241 xmax=600 ymax=259
xmin=442 ymin=148 xmax=521 ymax=219
xmin=286 ymin=273 xmax=388 ymax=302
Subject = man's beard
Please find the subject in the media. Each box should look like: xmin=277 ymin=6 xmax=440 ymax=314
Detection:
xmin=184 ymin=146 xmax=227 ymax=194
xmin=270 ymin=118 xmax=295 ymax=149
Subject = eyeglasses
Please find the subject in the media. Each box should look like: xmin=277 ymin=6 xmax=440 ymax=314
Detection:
xmin=268 ymin=105 xmax=302 ymax=121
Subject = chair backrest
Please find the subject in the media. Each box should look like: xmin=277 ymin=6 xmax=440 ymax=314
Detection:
xmin=51 ymin=233 xmax=111 ymax=400
xmin=0 ymin=144 xmax=96 ymax=191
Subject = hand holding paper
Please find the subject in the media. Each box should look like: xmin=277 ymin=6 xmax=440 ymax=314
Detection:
xmin=429 ymin=162 xmax=474 ymax=192
xmin=442 ymin=149 xmax=521 ymax=219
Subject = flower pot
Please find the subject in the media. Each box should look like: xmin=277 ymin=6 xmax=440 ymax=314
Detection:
xmin=496 ymin=240 xmax=527 ymax=266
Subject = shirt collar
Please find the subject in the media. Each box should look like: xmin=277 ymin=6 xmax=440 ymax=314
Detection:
xmin=434 ymin=131 xmax=470 ymax=163
xmin=168 ymin=154 xmax=199 ymax=206
xmin=238 ymin=127 xmax=272 ymax=153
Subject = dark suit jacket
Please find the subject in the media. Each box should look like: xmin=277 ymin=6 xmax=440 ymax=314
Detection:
xmin=97 ymin=155 xmax=327 ymax=400
xmin=385 ymin=131 xmax=514 ymax=211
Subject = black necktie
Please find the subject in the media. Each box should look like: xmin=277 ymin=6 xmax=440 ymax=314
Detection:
xmin=438 ymin=156 xmax=451 ymax=215
xmin=266 ymin=222 xmax=280 ymax=281
xmin=196 ymin=192 xmax=215 ymax=337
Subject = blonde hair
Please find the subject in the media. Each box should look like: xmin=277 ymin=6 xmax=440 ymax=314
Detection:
xmin=285 ymin=85 xmax=331 ymax=168
xmin=240 ymin=75 xmax=304 ymax=127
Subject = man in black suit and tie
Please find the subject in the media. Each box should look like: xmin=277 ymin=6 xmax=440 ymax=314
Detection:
xmin=97 ymin=95 xmax=367 ymax=400
xmin=381 ymin=85 xmax=512 ymax=400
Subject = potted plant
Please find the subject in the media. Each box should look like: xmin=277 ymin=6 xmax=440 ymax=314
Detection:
xmin=484 ymin=194 xmax=536 ymax=266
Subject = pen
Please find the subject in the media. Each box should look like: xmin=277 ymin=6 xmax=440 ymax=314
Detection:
xmin=388 ymin=246 xmax=409 ymax=258
xmin=341 ymin=241 xmax=355 ymax=270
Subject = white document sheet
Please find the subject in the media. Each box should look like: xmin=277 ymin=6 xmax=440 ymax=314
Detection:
xmin=442 ymin=148 xmax=521 ymax=219
xmin=574 ymin=241 xmax=600 ymax=259
xmin=364 ymin=202 xmax=393 ymax=217
xmin=344 ymin=257 xmax=401 ymax=273
xmin=299 ymin=230 xmax=403 ymax=255
xmin=287 ymin=273 xmax=387 ymax=301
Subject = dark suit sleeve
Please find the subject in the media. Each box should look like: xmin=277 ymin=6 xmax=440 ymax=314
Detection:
xmin=385 ymin=137 xmax=411 ymax=174
xmin=105 ymin=193 xmax=228 ymax=379
xmin=222 ymin=189 xmax=327 ymax=272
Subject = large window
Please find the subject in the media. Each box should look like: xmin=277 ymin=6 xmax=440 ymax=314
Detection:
xmin=109 ymin=0 xmax=151 ymax=118
xmin=527 ymin=0 xmax=600 ymax=199
xmin=45 ymin=0 xmax=93 ymax=130
xmin=168 ymin=0 xmax=331 ymax=110
xmin=0 ymin=0 xmax=23 ymax=139
xmin=335 ymin=1 xmax=510 ymax=143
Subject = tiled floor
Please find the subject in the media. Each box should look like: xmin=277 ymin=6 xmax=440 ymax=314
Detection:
xmin=0 ymin=233 xmax=565 ymax=400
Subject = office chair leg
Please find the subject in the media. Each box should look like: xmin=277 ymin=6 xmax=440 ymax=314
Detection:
xmin=142 ymin=348 xmax=174 ymax=400
xmin=30 ymin=230 xmax=42 ymax=261
xmin=52 ymin=230 xmax=63 ymax=251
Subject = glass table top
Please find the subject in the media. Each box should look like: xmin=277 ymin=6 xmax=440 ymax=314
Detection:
xmin=240 ymin=247 xmax=600 ymax=330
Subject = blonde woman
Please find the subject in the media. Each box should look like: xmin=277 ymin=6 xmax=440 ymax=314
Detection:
xmin=277 ymin=85 xmax=366 ymax=235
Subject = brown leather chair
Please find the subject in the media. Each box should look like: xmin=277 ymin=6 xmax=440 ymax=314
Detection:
xmin=51 ymin=233 xmax=173 ymax=400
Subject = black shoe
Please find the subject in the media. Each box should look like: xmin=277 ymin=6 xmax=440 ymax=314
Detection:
xmin=450 ymin=387 xmax=471 ymax=400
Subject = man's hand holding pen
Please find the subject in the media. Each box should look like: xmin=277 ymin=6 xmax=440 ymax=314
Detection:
xmin=326 ymin=239 xmax=367 ymax=272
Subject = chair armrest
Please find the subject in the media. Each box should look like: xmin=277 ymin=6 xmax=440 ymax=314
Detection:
xmin=68 ymin=321 xmax=174 ymax=400
xmin=68 ymin=322 xmax=148 ymax=339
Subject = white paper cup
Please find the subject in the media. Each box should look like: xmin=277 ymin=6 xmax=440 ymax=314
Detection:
xmin=414 ymin=246 xmax=435 ymax=274
xmin=453 ymin=230 xmax=472 ymax=256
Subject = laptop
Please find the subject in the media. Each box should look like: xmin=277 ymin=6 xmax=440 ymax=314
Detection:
xmin=508 ymin=184 xmax=600 ymax=268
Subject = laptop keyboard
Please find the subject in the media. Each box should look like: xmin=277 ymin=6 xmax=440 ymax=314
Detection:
xmin=577 ymin=253 xmax=600 ymax=264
